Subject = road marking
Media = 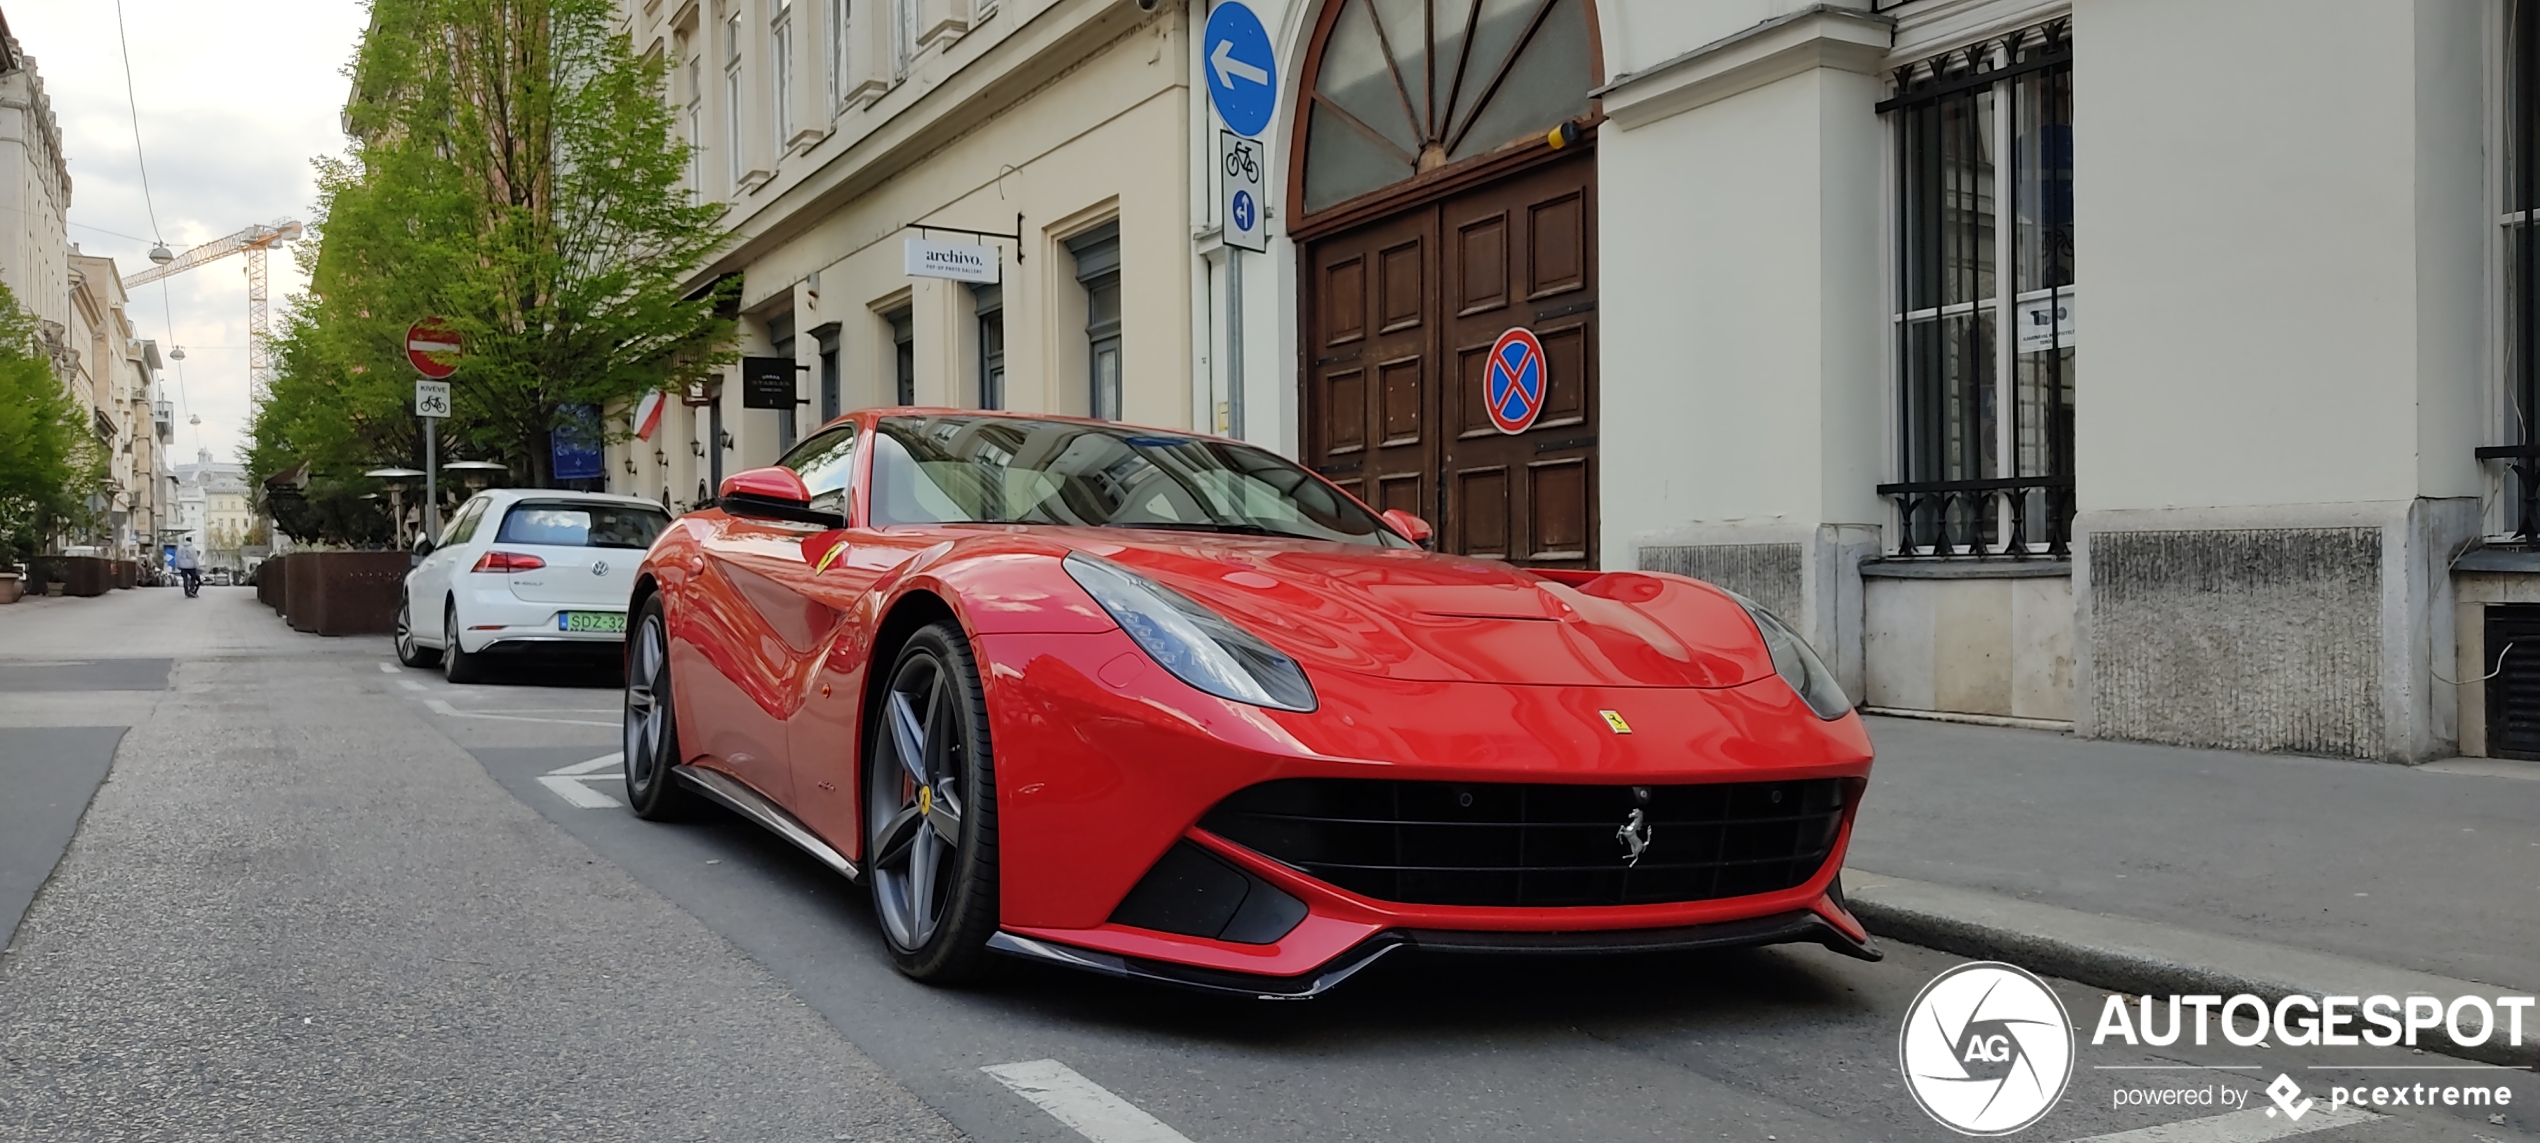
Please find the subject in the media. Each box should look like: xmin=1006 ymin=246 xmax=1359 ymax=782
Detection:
xmin=377 ymin=663 xmax=398 ymax=673
xmin=538 ymin=753 xmax=625 ymax=808
xmin=423 ymin=698 xmax=615 ymax=727
xmin=2063 ymin=1106 xmax=2377 ymax=1143
xmin=982 ymin=1059 xmax=1193 ymax=1143
xmin=400 ymin=680 xmax=426 ymax=692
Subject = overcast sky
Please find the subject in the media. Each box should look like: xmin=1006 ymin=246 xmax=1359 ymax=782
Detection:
xmin=11 ymin=0 xmax=370 ymax=466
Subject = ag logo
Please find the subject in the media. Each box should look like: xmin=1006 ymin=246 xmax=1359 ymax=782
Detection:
xmin=1899 ymin=962 xmax=2074 ymax=1135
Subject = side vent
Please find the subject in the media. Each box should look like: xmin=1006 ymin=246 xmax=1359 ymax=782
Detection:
xmin=1108 ymin=841 xmax=1307 ymax=945
xmin=2486 ymin=604 xmax=2540 ymax=760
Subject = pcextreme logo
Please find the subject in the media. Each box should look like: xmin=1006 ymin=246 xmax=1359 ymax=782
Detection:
xmin=1900 ymin=962 xmax=2077 ymax=1136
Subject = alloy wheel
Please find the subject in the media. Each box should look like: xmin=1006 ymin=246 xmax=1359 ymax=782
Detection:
xmin=867 ymin=653 xmax=965 ymax=951
xmin=624 ymin=612 xmax=668 ymax=793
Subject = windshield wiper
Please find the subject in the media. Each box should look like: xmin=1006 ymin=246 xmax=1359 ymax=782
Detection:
xmin=1102 ymin=520 xmax=1294 ymax=538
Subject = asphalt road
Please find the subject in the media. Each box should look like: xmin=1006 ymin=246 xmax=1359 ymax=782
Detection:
xmin=382 ymin=649 xmax=2538 ymax=1143
xmin=0 ymin=588 xmax=2531 ymax=1142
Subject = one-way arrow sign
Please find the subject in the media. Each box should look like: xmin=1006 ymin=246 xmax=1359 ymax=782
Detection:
xmin=1203 ymin=1 xmax=1276 ymax=138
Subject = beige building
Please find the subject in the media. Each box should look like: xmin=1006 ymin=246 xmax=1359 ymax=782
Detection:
xmin=173 ymin=449 xmax=253 ymax=570
xmin=68 ymin=252 xmax=169 ymax=561
xmin=609 ymin=0 xmax=1202 ymax=507
xmin=0 ymin=12 xmax=66 ymax=343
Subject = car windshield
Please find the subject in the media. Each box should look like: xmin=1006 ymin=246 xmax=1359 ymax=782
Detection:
xmin=495 ymin=501 xmax=671 ymax=549
xmin=868 ymin=415 xmax=1413 ymax=548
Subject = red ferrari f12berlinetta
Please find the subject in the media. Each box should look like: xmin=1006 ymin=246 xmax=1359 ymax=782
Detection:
xmin=622 ymin=410 xmax=1877 ymax=996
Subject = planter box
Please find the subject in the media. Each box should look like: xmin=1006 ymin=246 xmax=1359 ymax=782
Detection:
xmin=283 ymin=552 xmax=407 ymax=636
xmin=111 ymin=560 xmax=136 ymax=590
xmin=0 ymin=573 xmax=20 ymax=605
xmin=26 ymin=556 xmax=109 ymax=597
xmin=258 ymin=556 xmax=288 ymax=612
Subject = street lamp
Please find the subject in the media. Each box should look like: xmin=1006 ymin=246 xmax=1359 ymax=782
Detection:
xmin=148 ymin=242 xmax=174 ymax=266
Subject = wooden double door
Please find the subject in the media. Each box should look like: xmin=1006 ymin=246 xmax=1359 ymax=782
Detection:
xmin=1302 ymin=151 xmax=1599 ymax=567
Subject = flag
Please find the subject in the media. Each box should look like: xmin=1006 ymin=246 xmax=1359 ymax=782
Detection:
xmin=633 ymin=390 xmax=666 ymax=441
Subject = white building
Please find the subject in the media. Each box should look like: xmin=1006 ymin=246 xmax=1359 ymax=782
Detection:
xmin=610 ymin=0 xmax=1201 ymax=512
xmin=171 ymin=449 xmax=253 ymax=570
xmin=620 ymin=0 xmax=2540 ymax=763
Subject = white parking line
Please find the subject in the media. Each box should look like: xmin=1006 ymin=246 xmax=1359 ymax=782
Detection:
xmin=377 ymin=663 xmax=398 ymax=673
xmin=537 ymin=753 xmax=624 ymax=809
xmin=981 ymin=1060 xmax=1193 ymax=1143
xmin=2063 ymin=1106 xmax=2377 ymax=1143
xmin=423 ymin=698 xmax=615 ymax=727
xmin=399 ymin=680 xmax=426 ymax=692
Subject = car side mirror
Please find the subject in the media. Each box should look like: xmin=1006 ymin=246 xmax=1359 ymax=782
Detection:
xmin=412 ymin=533 xmax=435 ymax=558
xmin=1382 ymin=508 xmax=1434 ymax=548
xmin=720 ymin=466 xmax=846 ymax=528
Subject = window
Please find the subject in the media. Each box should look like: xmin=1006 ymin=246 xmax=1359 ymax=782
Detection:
xmin=816 ymin=325 xmax=841 ymax=421
xmin=495 ymin=502 xmax=672 ymax=549
xmin=826 ymin=0 xmax=849 ymax=109
xmin=1069 ymin=223 xmax=1122 ymax=420
xmin=772 ymin=1 xmax=795 ymax=149
xmin=887 ymin=307 xmax=915 ymax=405
xmin=867 ymin=415 xmax=1411 ymax=547
xmin=1880 ymin=22 xmax=2073 ymax=558
xmin=685 ymin=54 xmax=703 ymax=198
xmin=724 ymin=11 xmax=744 ymax=189
xmin=440 ymin=496 xmax=490 ymax=547
xmin=779 ymin=425 xmax=859 ymax=517
xmin=2501 ymin=0 xmax=2540 ymax=540
xmin=973 ymin=284 xmax=1005 ymax=410
xmin=1300 ymin=0 xmax=1594 ymax=215
xmin=893 ymin=0 xmax=916 ymax=78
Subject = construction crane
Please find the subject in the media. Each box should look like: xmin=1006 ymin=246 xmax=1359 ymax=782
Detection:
xmin=126 ymin=220 xmax=303 ymax=403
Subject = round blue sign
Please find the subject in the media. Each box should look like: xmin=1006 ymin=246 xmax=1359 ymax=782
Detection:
xmin=1231 ymin=190 xmax=1257 ymax=234
xmin=1203 ymin=2 xmax=1278 ymax=139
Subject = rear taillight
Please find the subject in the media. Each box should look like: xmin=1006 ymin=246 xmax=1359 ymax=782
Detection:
xmin=471 ymin=550 xmax=546 ymax=573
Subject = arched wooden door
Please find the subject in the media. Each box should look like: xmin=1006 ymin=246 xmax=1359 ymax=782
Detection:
xmin=1292 ymin=0 xmax=1601 ymax=568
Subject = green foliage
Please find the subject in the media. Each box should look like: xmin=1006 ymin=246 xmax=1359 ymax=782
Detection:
xmin=0 ymin=282 xmax=107 ymax=564
xmin=253 ymin=0 xmax=731 ymax=537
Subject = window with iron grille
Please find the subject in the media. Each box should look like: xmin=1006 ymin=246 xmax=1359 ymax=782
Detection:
xmin=1879 ymin=22 xmax=2074 ymax=558
xmin=2489 ymin=1 xmax=2540 ymax=540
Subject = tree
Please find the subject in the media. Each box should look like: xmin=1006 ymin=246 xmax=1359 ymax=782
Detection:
xmin=254 ymin=0 xmax=730 ymax=512
xmin=0 ymin=282 xmax=106 ymax=565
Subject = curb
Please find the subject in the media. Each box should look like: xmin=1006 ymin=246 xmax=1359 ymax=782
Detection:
xmin=1845 ymin=872 xmax=2538 ymax=1071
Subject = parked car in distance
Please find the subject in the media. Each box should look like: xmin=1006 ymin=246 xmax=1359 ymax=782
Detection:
xmin=395 ymin=488 xmax=671 ymax=683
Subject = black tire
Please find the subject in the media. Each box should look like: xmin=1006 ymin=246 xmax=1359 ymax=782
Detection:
xmin=622 ymin=596 xmax=690 ymax=821
xmin=442 ymin=603 xmax=485 ymax=684
xmin=865 ymin=620 xmax=1000 ymax=984
xmin=394 ymin=596 xmax=442 ymax=668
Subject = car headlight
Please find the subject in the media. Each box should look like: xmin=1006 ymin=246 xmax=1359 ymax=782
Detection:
xmin=1063 ymin=552 xmax=1317 ymax=713
xmin=1724 ymin=590 xmax=1853 ymax=721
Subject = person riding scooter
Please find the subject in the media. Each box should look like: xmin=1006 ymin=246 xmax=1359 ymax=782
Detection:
xmin=174 ymin=543 xmax=200 ymax=598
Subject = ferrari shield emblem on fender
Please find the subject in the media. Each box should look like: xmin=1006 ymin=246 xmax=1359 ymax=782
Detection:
xmin=1615 ymin=808 xmax=1651 ymax=866
xmin=1599 ymin=710 xmax=1632 ymax=734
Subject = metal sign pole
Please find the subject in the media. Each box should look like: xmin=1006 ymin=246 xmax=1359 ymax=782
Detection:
xmin=1228 ymin=248 xmax=1245 ymax=440
xmin=423 ymin=416 xmax=438 ymax=544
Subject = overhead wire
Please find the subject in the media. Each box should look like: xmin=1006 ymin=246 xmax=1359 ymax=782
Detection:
xmin=110 ymin=0 xmax=200 ymax=452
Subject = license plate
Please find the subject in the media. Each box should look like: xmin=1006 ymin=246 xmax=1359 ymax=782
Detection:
xmin=560 ymin=611 xmax=625 ymax=633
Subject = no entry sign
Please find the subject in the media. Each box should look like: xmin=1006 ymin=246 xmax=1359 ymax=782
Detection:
xmin=1485 ymin=327 xmax=1547 ymax=435
xmin=407 ymin=319 xmax=461 ymax=379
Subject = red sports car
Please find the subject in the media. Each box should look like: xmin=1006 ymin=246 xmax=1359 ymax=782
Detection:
xmin=622 ymin=410 xmax=1878 ymax=996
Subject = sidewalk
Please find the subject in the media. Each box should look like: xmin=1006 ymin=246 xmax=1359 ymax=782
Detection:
xmin=1844 ymin=714 xmax=2540 ymax=1058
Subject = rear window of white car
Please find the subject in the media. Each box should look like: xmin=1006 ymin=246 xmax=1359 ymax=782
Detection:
xmin=495 ymin=502 xmax=671 ymax=549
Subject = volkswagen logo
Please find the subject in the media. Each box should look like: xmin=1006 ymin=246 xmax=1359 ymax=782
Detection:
xmin=1614 ymin=808 xmax=1651 ymax=866
xmin=591 ymin=560 xmax=609 ymax=576
xmin=1899 ymin=962 xmax=2074 ymax=1135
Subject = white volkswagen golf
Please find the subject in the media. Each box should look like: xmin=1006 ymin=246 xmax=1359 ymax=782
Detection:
xmin=395 ymin=489 xmax=672 ymax=682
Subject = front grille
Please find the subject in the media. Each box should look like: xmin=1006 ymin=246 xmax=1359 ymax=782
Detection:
xmin=1198 ymin=778 xmax=1849 ymax=908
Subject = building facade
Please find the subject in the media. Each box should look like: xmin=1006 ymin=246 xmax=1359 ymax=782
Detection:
xmin=614 ymin=0 xmax=2540 ymax=763
xmin=608 ymin=0 xmax=1204 ymax=512
xmin=68 ymin=252 xmax=171 ymax=562
xmin=0 ymin=12 xmax=67 ymax=344
xmin=171 ymin=448 xmax=253 ymax=571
